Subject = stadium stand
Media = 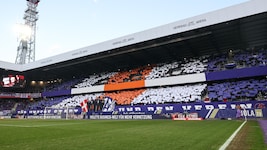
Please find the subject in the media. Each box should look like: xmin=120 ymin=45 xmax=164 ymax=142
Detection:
xmin=1 ymin=0 xmax=267 ymax=120
xmin=18 ymin=47 xmax=267 ymax=110
xmin=73 ymin=57 xmax=208 ymax=89
xmin=207 ymin=48 xmax=267 ymax=72
xmin=0 ymin=100 xmax=16 ymax=111
xmin=45 ymin=78 xmax=81 ymax=91
xmin=208 ymin=78 xmax=267 ymax=102
xmin=43 ymin=83 xmax=206 ymax=109
xmin=28 ymin=96 xmax=69 ymax=110
xmin=105 ymin=89 xmax=145 ymax=105
xmin=107 ymin=65 xmax=153 ymax=84
xmin=146 ymin=56 xmax=208 ymax=80
xmin=132 ymin=83 xmax=206 ymax=105
xmin=51 ymin=93 xmax=102 ymax=108
xmin=74 ymin=72 xmax=116 ymax=88
xmin=27 ymin=57 xmax=210 ymax=108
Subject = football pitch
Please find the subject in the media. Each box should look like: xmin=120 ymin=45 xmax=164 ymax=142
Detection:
xmin=0 ymin=119 xmax=266 ymax=150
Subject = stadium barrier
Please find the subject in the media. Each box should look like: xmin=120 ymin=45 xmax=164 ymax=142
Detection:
xmin=14 ymin=100 xmax=267 ymax=120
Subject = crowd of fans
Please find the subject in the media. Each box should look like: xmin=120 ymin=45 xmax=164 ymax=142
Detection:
xmin=74 ymin=72 xmax=115 ymax=88
xmin=208 ymin=78 xmax=267 ymax=101
xmin=131 ymin=83 xmax=206 ymax=105
xmin=1 ymin=48 xmax=266 ymax=112
xmin=207 ymin=48 xmax=267 ymax=72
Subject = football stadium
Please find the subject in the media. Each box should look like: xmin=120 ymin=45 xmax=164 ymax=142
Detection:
xmin=0 ymin=0 xmax=267 ymax=150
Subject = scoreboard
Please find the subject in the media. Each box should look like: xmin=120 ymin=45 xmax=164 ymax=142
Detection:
xmin=0 ymin=75 xmax=26 ymax=88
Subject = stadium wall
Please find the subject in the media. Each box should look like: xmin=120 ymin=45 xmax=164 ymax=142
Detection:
xmin=107 ymin=101 xmax=267 ymax=119
xmin=71 ymin=85 xmax=105 ymax=94
xmin=145 ymin=73 xmax=206 ymax=87
xmin=41 ymin=89 xmax=71 ymax=97
xmin=17 ymin=101 xmax=267 ymax=119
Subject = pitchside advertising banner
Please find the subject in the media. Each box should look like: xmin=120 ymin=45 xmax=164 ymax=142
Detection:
xmin=16 ymin=101 xmax=267 ymax=119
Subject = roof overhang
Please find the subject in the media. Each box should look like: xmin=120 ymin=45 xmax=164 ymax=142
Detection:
xmin=1 ymin=0 xmax=266 ymax=72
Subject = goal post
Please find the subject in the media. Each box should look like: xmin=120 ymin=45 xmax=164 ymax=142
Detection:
xmin=44 ymin=107 xmax=80 ymax=120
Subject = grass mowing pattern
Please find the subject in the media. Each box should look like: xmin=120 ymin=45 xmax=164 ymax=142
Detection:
xmin=0 ymin=119 xmax=255 ymax=150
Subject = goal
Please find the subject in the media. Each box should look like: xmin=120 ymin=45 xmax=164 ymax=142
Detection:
xmin=44 ymin=107 xmax=80 ymax=119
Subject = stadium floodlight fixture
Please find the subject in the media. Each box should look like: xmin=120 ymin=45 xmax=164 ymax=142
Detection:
xmin=14 ymin=24 xmax=32 ymax=41
xmin=27 ymin=0 xmax=40 ymax=5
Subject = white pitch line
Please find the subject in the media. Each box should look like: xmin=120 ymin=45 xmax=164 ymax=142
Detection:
xmin=219 ymin=120 xmax=247 ymax=150
xmin=0 ymin=123 xmax=83 ymax=128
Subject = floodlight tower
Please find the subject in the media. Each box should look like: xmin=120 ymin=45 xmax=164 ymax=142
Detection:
xmin=15 ymin=0 xmax=40 ymax=64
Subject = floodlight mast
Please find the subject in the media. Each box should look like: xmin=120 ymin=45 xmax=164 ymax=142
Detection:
xmin=15 ymin=0 xmax=40 ymax=64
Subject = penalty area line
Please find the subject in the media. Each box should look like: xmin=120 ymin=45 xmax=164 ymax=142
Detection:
xmin=219 ymin=120 xmax=247 ymax=150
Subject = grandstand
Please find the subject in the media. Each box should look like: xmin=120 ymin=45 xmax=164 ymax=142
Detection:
xmin=0 ymin=0 xmax=267 ymax=121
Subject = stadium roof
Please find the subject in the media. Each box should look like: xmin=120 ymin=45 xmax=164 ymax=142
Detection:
xmin=0 ymin=0 xmax=267 ymax=81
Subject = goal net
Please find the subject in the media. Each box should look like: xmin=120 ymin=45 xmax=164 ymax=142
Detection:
xmin=44 ymin=107 xmax=81 ymax=119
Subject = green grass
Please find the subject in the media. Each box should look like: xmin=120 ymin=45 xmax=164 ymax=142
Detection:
xmin=240 ymin=120 xmax=267 ymax=150
xmin=0 ymin=119 xmax=265 ymax=150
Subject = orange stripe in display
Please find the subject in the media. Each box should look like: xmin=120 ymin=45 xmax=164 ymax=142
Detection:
xmin=104 ymin=80 xmax=145 ymax=91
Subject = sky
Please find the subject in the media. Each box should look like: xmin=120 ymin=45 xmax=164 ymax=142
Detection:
xmin=0 ymin=0 xmax=249 ymax=63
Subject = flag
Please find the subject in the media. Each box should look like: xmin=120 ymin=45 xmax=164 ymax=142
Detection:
xmin=80 ymin=99 xmax=88 ymax=112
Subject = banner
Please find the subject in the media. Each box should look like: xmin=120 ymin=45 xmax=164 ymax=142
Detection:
xmin=16 ymin=101 xmax=267 ymax=119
